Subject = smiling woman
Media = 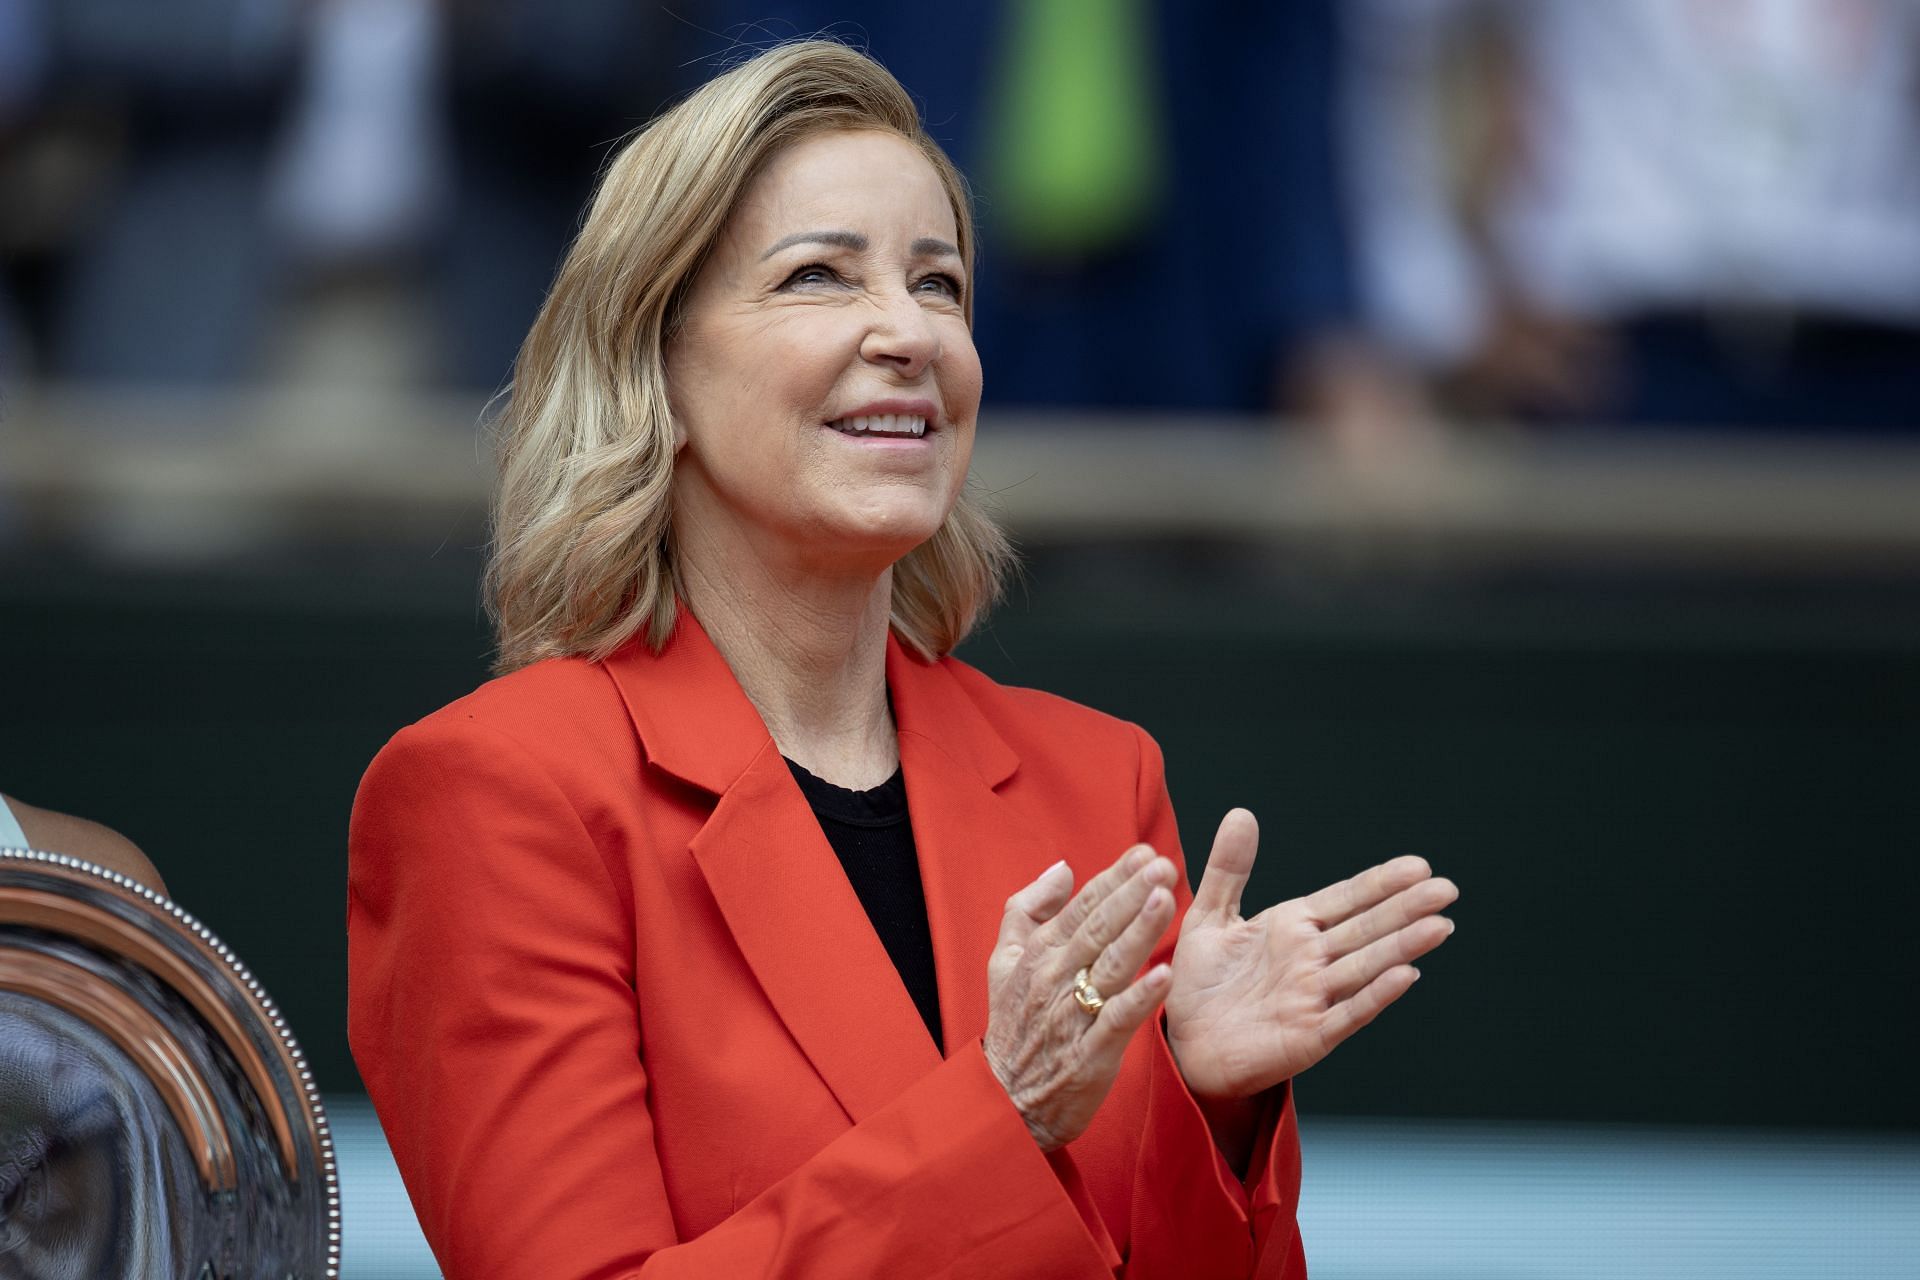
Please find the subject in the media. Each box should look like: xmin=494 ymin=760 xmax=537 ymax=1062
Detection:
xmin=667 ymin=128 xmax=982 ymax=640
xmin=348 ymin=39 xmax=1455 ymax=1280
xmin=484 ymin=47 xmax=1008 ymax=674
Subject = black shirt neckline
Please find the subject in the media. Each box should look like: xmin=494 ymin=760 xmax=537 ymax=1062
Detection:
xmin=784 ymin=758 xmax=909 ymax=828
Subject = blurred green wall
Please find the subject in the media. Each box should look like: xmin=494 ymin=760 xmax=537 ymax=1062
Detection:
xmin=5 ymin=549 xmax=1916 ymax=1128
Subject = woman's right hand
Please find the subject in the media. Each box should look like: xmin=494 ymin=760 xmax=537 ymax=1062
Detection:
xmin=983 ymin=846 xmax=1181 ymax=1151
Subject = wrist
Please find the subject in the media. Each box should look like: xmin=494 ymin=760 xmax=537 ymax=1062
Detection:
xmin=1164 ymin=1017 xmax=1262 ymax=1172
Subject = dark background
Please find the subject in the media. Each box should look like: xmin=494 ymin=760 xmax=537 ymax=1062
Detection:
xmin=6 ymin=0 xmax=1920 ymax=1164
xmin=8 ymin=542 xmax=1915 ymax=1129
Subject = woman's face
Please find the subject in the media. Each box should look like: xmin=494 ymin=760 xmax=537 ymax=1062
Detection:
xmin=667 ymin=129 xmax=979 ymax=574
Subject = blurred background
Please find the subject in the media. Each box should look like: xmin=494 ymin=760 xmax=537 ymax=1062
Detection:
xmin=2 ymin=1 xmax=1918 ymax=1275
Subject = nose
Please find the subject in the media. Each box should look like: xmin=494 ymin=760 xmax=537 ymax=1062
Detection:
xmin=859 ymin=289 xmax=939 ymax=380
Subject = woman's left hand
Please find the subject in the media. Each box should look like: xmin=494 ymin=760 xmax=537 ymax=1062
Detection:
xmin=1165 ymin=809 xmax=1459 ymax=1101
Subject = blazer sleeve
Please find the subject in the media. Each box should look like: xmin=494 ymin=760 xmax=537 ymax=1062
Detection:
xmin=347 ymin=716 xmax=1121 ymax=1280
xmin=1117 ymin=725 xmax=1310 ymax=1280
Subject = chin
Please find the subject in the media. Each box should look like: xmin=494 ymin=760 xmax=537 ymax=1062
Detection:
xmin=816 ymin=496 xmax=952 ymax=562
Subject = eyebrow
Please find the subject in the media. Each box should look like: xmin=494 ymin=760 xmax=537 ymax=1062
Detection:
xmin=758 ymin=230 xmax=961 ymax=261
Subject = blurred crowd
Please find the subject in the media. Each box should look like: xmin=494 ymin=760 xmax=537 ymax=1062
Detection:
xmin=2 ymin=0 xmax=1917 ymax=439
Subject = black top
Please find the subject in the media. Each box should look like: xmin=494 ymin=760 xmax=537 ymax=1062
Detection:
xmin=784 ymin=758 xmax=943 ymax=1052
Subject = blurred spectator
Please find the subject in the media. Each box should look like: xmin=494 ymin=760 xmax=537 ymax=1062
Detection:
xmin=8 ymin=2 xmax=1390 ymax=414
xmin=1346 ymin=0 xmax=1920 ymax=432
xmin=266 ymin=0 xmax=449 ymax=393
xmin=1 ymin=0 xmax=681 ymax=394
xmin=276 ymin=0 xmax=685 ymax=394
xmin=28 ymin=0 xmax=301 ymax=385
xmin=269 ymin=0 xmax=682 ymax=393
xmin=270 ymin=0 xmax=446 ymax=275
xmin=433 ymin=0 xmax=682 ymax=389
xmin=709 ymin=1 xmax=1371 ymax=417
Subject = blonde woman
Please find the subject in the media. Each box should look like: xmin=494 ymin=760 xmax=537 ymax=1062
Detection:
xmin=348 ymin=41 xmax=1456 ymax=1279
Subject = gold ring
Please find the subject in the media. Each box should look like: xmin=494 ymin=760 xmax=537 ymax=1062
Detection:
xmin=1071 ymin=967 xmax=1105 ymax=1017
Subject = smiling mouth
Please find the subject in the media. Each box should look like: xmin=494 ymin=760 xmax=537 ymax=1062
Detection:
xmin=825 ymin=413 xmax=929 ymax=439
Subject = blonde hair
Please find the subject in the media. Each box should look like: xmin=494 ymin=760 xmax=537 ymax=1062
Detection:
xmin=485 ymin=40 xmax=1014 ymax=674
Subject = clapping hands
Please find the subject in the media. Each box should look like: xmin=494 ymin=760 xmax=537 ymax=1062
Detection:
xmin=1166 ymin=809 xmax=1458 ymax=1100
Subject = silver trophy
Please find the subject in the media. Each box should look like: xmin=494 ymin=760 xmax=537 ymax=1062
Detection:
xmin=0 ymin=849 xmax=339 ymax=1278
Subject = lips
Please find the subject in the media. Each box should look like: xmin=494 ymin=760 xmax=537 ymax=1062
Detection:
xmin=825 ymin=413 xmax=929 ymax=438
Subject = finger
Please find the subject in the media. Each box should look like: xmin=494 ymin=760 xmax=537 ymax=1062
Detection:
xmin=1321 ymin=876 xmax=1458 ymax=956
xmin=1318 ymin=964 xmax=1421 ymax=1053
xmin=1300 ymin=855 xmax=1433 ymax=928
xmin=996 ymin=861 xmax=1072 ymax=954
xmin=1087 ymin=883 xmax=1176 ymax=994
xmin=1191 ymin=808 xmax=1258 ymax=922
xmin=1320 ymin=915 xmax=1454 ymax=1002
xmin=1080 ymin=962 xmax=1172 ymax=1064
xmin=1068 ymin=856 xmax=1177 ymax=970
xmin=1038 ymin=843 xmax=1155 ymax=948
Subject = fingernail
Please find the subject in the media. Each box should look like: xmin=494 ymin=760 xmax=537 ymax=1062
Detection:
xmin=1041 ymin=859 xmax=1069 ymax=884
xmin=1127 ymin=846 xmax=1153 ymax=871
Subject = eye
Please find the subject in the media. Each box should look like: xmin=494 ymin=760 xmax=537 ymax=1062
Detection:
xmin=780 ymin=262 xmax=844 ymax=290
xmin=914 ymin=272 xmax=964 ymax=302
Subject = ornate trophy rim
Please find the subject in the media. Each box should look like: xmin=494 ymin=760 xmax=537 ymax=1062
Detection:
xmin=0 ymin=846 xmax=342 ymax=1279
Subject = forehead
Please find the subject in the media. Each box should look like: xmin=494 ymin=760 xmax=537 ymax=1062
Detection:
xmin=726 ymin=128 xmax=959 ymax=246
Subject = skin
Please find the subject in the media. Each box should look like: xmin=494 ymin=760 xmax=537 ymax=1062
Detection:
xmin=668 ymin=128 xmax=975 ymax=789
xmin=664 ymin=128 xmax=1458 ymax=1156
xmin=5 ymin=795 xmax=170 ymax=898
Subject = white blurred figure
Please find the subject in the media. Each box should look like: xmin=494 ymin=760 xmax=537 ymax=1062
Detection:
xmin=1346 ymin=0 xmax=1920 ymax=431
xmin=271 ymin=0 xmax=445 ymax=268
xmin=267 ymin=0 xmax=448 ymax=395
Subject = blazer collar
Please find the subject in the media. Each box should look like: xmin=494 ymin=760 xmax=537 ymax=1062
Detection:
xmin=602 ymin=607 xmax=1020 ymax=798
xmin=602 ymin=609 xmax=773 ymax=795
xmin=601 ymin=607 xmax=1036 ymax=1123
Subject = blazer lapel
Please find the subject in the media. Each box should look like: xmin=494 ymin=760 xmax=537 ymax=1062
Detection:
xmin=687 ymin=745 xmax=941 ymax=1122
xmin=886 ymin=639 xmax=1056 ymax=1056
xmin=605 ymin=613 xmax=939 ymax=1124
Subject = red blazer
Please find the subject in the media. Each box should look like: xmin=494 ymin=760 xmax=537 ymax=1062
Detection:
xmin=348 ymin=611 xmax=1308 ymax=1278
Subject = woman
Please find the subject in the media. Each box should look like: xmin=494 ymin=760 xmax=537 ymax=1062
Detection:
xmin=348 ymin=41 xmax=1457 ymax=1279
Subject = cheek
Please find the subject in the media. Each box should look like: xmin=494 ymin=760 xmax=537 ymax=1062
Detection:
xmin=940 ymin=329 xmax=983 ymax=464
xmin=938 ymin=326 xmax=983 ymax=413
xmin=675 ymin=322 xmax=819 ymax=456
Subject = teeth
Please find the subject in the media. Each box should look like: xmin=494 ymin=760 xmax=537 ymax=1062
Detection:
xmin=829 ymin=414 xmax=928 ymax=437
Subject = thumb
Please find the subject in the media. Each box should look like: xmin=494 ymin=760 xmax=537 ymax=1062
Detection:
xmin=1191 ymin=809 xmax=1259 ymax=922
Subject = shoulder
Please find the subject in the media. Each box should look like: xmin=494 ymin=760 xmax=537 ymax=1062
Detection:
xmin=374 ymin=655 xmax=634 ymax=781
xmin=937 ymin=655 xmax=1156 ymax=771
xmin=350 ymin=657 xmax=645 ymax=899
xmin=925 ymin=655 xmax=1177 ymax=852
xmin=418 ymin=654 xmax=624 ymax=741
xmin=941 ymin=656 xmax=1138 ymax=733
xmin=5 ymin=797 xmax=171 ymax=898
xmin=352 ymin=655 xmax=651 ymax=871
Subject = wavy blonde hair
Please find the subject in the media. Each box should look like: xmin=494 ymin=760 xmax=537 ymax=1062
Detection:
xmin=485 ymin=40 xmax=1014 ymax=674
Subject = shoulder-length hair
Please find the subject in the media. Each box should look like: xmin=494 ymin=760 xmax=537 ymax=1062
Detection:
xmin=485 ymin=40 xmax=1014 ymax=675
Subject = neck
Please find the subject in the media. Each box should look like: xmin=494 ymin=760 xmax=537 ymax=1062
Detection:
xmin=676 ymin=520 xmax=899 ymax=790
